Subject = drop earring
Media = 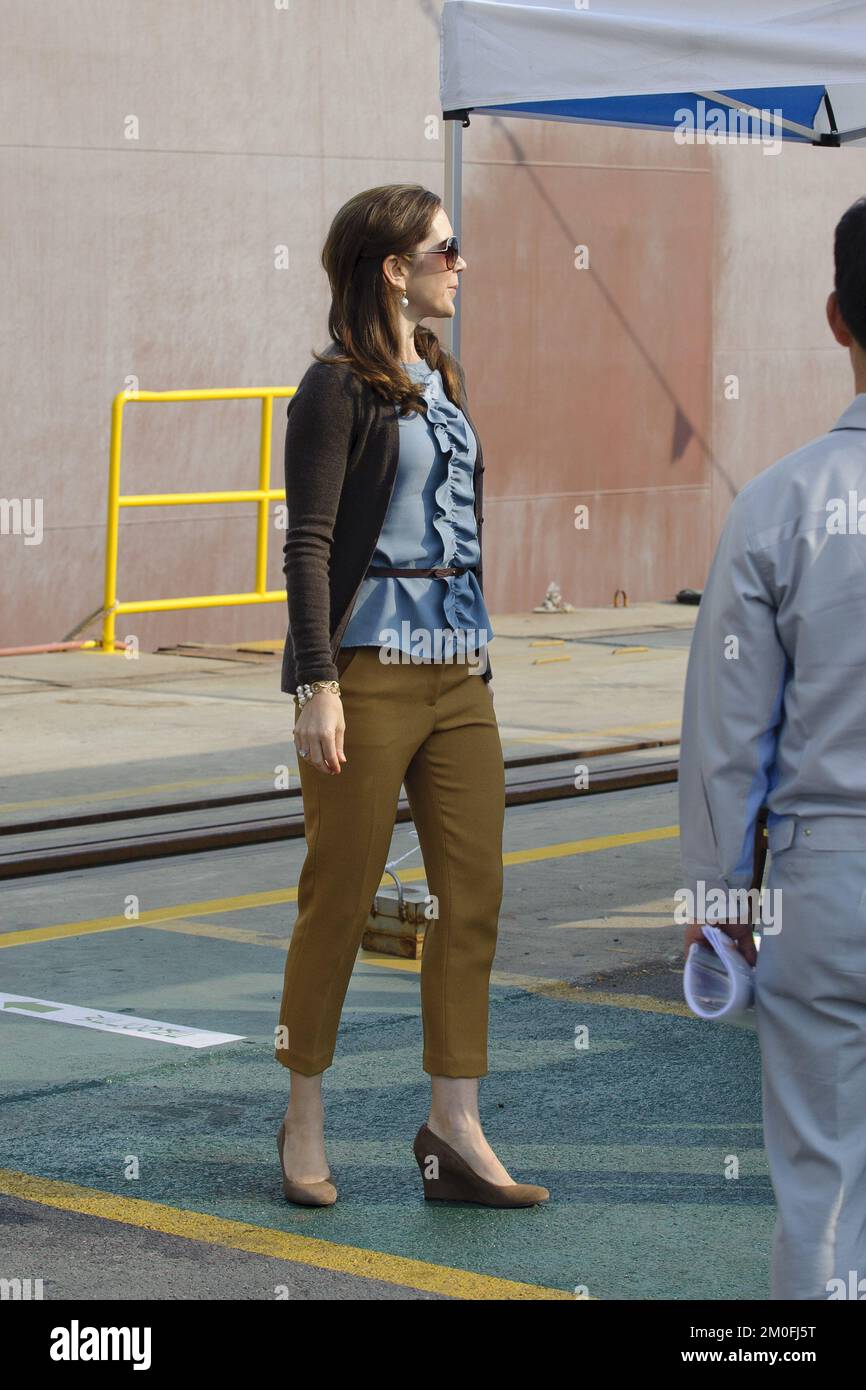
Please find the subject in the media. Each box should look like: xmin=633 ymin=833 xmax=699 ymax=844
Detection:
xmin=399 ymin=287 xmax=409 ymax=307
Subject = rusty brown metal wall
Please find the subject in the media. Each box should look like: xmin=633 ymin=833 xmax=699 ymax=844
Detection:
xmin=460 ymin=115 xmax=714 ymax=615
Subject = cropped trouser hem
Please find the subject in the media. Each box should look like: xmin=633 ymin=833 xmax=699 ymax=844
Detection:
xmin=275 ymin=1048 xmax=489 ymax=1079
xmin=423 ymin=1053 xmax=488 ymax=1079
xmin=274 ymin=1046 xmax=333 ymax=1077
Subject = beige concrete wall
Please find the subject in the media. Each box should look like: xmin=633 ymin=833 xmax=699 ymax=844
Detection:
xmin=0 ymin=0 xmax=452 ymax=652
xmin=1 ymin=0 xmax=860 ymax=654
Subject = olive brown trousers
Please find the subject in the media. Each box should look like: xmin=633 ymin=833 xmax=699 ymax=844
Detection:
xmin=274 ymin=645 xmax=506 ymax=1077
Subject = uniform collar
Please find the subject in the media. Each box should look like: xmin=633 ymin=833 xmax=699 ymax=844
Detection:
xmin=830 ymin=393 xmax=866 ymax=432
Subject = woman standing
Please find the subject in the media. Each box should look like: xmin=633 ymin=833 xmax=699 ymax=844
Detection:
xmin=274 ymin=184 xmax=549 ymax=1209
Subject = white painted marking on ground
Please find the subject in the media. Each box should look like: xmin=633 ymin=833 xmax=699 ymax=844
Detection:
xmin=0 ymin=993 xmax=245 ymax=1047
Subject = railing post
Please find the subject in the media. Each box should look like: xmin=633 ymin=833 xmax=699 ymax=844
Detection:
xmin=255 ymin=393 xmax=273 ymax=596
xmin=101 ymin=394 xmax=125 ymax=653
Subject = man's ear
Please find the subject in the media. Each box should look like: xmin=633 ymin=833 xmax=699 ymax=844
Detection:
xmin=827 ymin=289 xmax=854 ymax=347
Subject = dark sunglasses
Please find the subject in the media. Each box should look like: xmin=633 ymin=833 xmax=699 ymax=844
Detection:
xmin=402 ymin=236 xmax=460 ymax=270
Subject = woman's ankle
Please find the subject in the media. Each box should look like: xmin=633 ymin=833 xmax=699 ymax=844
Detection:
xmin=428 ymin=1110 xmax=483 ymax=1139
xmin=285 ymin=1101 xmax=323 ymax=1124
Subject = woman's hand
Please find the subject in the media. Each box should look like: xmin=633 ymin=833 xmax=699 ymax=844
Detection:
xmin=294 ymin=691 xmax=347 ymax=775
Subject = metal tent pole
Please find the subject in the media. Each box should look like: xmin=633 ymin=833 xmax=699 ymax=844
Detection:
xmin=443 ymin=113 xmax=465 ymax=359
xmin=695 ymin=90 xmax=821 ymax=142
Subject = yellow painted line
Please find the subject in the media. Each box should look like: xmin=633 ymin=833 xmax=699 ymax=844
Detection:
xmin=0 ymin=825 xmax=680 ymax=950
xmin=504 ymin=823 xmax=679 ymax=867
xmin=550 ymin=896 xmax=676 ymax=931
xmin=151 ymin=927 xmax=424 ymax=969
xmin=495 ymin=974 xmax=694 ymax=1018
xmin=0 ymin=889 xmax=300 ymax=949
xmin=551 ymin=920 xmax=674 ymax=930
xmin=359 ymin=951 xmax=421 ymax=973
xmin=612 ymin=646 xmax=649 ymax=655
xmin=154 ymin=918 xmax=295 ymax=949
xmin=0 ymin=1169 xmax=575 ymax=1300
xmin=532 ymin=655 xmax=572 ymax=665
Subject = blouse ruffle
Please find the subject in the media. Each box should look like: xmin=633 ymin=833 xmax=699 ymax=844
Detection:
xmin=419 ymin=370 xmax=484 ymax=636
xmin=340 ymin=362 xmax=492 ymax=660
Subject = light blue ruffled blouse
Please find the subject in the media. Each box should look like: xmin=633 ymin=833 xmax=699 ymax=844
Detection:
xmin=341 ymin=358 xmax=493 ymax=663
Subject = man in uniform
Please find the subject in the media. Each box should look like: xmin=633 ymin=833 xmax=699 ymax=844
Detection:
xmin=679 ymin=196 xmax=866 ymax=1300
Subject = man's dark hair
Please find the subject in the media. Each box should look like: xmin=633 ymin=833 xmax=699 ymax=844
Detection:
xmin=834 ymin=196 xmax=866 ymax=351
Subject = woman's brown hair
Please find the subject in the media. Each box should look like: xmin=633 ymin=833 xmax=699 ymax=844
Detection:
xmin=311 ymin=184 xmax=464 ymax=417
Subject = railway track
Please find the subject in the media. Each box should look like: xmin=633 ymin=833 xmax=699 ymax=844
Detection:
xmin=0 ymin=737 xmax=679 ymax=880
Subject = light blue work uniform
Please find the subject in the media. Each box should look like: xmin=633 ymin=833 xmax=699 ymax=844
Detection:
xmin=679 ymin=392 xmax=866 ymax=1299
xmin=341 ymin=359 xmax=493 ymax=666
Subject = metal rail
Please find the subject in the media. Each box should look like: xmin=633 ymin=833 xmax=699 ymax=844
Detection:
xmin=0 ymin=736 xmax=679 ymax=840
xmin=0 ymin=744 xmax=679 ymax=880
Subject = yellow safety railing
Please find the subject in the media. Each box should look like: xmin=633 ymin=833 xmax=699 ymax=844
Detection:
xmin=101 ymin=387 xmax=296 ymax=653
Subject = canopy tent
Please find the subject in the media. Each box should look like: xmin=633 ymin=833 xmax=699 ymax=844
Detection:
xmin=439 ymin=0 xmax=866 ymax=354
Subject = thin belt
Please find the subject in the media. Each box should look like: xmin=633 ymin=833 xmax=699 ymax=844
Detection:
xmin=365 ymin=564 xmax=475 ymax=578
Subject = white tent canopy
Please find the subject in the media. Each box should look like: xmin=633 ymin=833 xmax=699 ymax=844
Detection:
xmin=440 ymin=0 xmax=866 ymax=144
xmin=439 ymin=0 xmax=866 ymax=354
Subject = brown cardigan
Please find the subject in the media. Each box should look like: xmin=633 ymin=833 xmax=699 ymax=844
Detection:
xmin=280 ymin=342 xmax=491 ymax=694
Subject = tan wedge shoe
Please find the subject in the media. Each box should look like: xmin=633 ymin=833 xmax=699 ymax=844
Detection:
xmin=413 ymin=1123 xmax=549 ymax=1207
xmin=277 ymin=1118 xmax=337 ymax=1206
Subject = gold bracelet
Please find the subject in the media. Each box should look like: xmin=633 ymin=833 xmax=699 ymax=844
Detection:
xmin=295 ymin=679 xmax=341 ymax=708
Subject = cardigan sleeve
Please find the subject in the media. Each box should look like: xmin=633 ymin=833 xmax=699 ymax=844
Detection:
xmin=282 ymin=362 xmax=356 ymax=687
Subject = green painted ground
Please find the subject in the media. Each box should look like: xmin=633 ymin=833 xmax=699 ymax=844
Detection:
xmin=1 ymin=926 xmax=772 ymax=1300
